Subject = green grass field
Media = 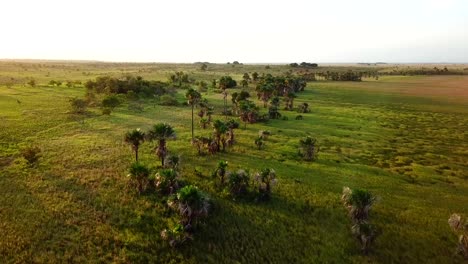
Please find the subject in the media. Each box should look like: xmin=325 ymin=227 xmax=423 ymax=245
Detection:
xmin=1 ymin=62 xmax=467 ymax=263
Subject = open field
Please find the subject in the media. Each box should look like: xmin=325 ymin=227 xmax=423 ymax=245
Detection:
xmin=0 ymin=62 xmax=467 ymax=263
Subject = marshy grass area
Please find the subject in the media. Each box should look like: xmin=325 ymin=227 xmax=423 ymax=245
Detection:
xmin=0 ymin=62 xmax=467 ymax=263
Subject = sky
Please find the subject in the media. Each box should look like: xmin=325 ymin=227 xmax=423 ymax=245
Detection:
xmin=0 ymin=0 xmax=467 ymax=63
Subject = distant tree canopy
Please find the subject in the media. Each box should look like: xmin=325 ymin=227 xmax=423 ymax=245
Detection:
xmin=290 ymin=62 xmax=318 ymax=68
xmin=85 ymin=76 xmax=168 ymax=97
xmin=219 ymin=76 xmax=237 ymax=89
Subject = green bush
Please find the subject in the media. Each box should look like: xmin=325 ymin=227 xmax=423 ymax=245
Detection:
xmin=159 ymin=95 xmax=179 ymax=106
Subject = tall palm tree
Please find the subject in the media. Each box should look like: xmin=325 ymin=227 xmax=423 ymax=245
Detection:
xmin=185 ymin=88 xmax=201 ymax=141
xmin=147 ymin=123 xmax=176 ymax=166
xmin=124 ymin=128 xmax=145 ymax=162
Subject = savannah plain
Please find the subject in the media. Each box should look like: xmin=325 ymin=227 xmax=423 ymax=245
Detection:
xmin=0 ymin=61 xmax=467 ymax=263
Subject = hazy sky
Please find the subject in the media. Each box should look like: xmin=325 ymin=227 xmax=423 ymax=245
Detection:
xmin=1 ymin=0 xmax=467 ymax=63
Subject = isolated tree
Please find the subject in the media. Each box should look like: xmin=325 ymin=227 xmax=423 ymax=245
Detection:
xmin=124 ymin=128 xmax=145 ymax=162
xmin=299 ymin=136 xmax=319 ymax=161
xmin=342 ymin=187 xmax=376 ymax=222
xmin=185 ymin=88 xmax=202 ymax=141
xmin=147 ymin=123 xmax=176 ymax=166
xmin=342 ymin=187 xmax=378 ymax=254
xmin=200 ymin=63 xmax=208 ymax=71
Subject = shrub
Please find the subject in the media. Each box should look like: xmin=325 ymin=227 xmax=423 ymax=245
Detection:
xmin=101 ymin=108 xmax=112 ymax=115
xmin=102 ymin=95 xmax=121 ymax=109
xmin=69 ymin=98 xmax=87 ymax=114
xmin=161 ymin=224 xmax=192 ymax=247
xmin=159 ymin=94 xmax=179 ymax=106
xmin=21 ymin=146 xmax=41 ymax=165
xmin=227 ymin=169 xmax=250 ymax=198
xmin=128 ymin=102 xmax=144 ymax=112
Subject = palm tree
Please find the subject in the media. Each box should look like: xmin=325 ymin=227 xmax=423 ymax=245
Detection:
xmin=341 ymin=187 xmax=376 ymax=223
xmin=254 ymin=168 xmax=277 ymax=200
xmin=127 ymin=162 xmax=151 ymax=194
xmin=299 ymin=136 xmax=319 ymax=161
xmin=213 ymin=160 xmax=228 ymax=185
xmin=155 ymin=169 xmax=180 ymax=195
xmin=169 ymin=185 xmax=210 ymax=228
xmin=255 ymin=136 xmax=264 ymax=149
xmin=342 ymin=187 xmax=378 ymax=254
xmin=227 ymin=169 xmax=250 ymax=197
xmin=212 ymin=120 xmax=228 ymax=151
xmin=284 ymin=92 xmax=296 ymax=110
xmin=124 ymin=128 xmax=145 ymax=162
xmin=186 ymin=88 xmax=201 ymax=141
xmin=448 ymin=213 xmax=468 ymax=259
xmin=226 ymin=119 xmax=239 ymax=146
xmin=147 ymin=123 xmax=176 ymax=166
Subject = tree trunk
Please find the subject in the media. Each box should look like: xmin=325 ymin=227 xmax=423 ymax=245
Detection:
xmin=135 ymin=147 xmax=139 ymax=163
xmin=191 ymin=104 xmax=194 ymax=140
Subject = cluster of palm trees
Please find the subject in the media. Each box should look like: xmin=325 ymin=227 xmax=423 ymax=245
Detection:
xmin=192 ymin=119 xmax=240 ymax=155
xmin=212 ymin=161 xmax=277 ymax=201
xmin=124 ymin=126 xmax=212 ymax=247
xmin=342 ymin=187 xmax=379 ymax=254
xmin=124 ymin=124 xmax=176 ymax=167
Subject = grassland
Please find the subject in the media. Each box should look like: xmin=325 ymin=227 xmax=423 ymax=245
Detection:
xmin=0 ymin=61 xmax=467 ymax=263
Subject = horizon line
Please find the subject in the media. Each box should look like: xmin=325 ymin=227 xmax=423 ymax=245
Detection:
xmin=1 ymin=58 xmax=467 ymax=65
